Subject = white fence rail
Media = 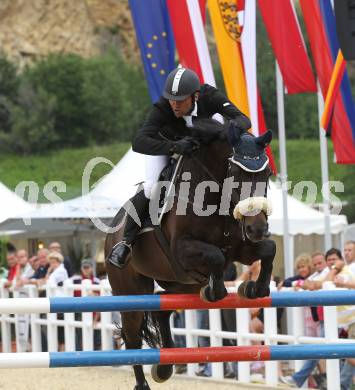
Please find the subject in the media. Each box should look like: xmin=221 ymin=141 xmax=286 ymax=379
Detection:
xmin=0 ymin=279 xmax=351 ymax=390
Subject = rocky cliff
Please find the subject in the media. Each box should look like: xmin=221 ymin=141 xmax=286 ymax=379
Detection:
xmin=0 ymin=0 xmax=138 ymax=68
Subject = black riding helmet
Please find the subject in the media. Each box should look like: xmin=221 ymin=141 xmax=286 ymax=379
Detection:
xmin=163 ymin=67 xmax=200 ymax=101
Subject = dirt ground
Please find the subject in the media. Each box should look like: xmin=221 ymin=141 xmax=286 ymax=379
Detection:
xmin=0 ymin=367 xmax=283 ymax=390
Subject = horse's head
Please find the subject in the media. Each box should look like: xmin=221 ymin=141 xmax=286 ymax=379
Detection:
xmin=227 ymin=124 xmax=273 ymax=242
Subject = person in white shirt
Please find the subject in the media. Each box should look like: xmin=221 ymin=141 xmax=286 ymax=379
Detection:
xmin=45 ymin=252 xmax=68 ymax=286
xmin=345 ymin=241 xmax=355 ymax=276
xmin=44 ymin=252 xmax=68 ymax=352
xmin=14 ymin=249 xmax=34 ymax=288
xmin=302 ymin=252 xmax=329 ymax=290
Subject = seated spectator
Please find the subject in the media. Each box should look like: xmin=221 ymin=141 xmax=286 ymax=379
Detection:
xmin=44 ymin=252 xmax=68 ymax=286
xmin=48 ymin=242 xmax=74 ymax=277
xmin=4 ymin=249 xmax=19 ymax=288
xmin=14 ymin=249 xmax=34 ymax=288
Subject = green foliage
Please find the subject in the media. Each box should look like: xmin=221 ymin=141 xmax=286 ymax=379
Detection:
xmin=0 ymin=54 xmax=20 ymax=134
xmin=25 ymin=53 xmax=87 ymax=147
xmin=0 ymin=238 xmax=8 ymax=270
xmin=0 ymin=83 xmax=58 ymax=154
xmin=0 ymin=51 xmax=149 ymax=154
xmin=0 ymin=54 xmax=19 ymax=99
xmin=81 ymin=50 xmax=149 ymax=143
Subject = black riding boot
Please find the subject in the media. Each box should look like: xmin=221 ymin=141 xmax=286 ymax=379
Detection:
xmin=108 ymin=190 xmax=149 ymax=269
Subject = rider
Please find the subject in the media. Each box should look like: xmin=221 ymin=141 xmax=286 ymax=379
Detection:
xmin=108 ymin=67 xmax=251 ymax=269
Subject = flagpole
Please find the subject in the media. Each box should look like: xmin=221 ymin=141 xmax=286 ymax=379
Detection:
xmin=275 ymin=61 xmax=292 ymax=278
xmin=317 ymin=81 xmax=332 ymax=250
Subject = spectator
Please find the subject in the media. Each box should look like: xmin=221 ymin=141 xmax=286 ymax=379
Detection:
xmin=29 ymin=255 xmax=40 ymax=271
xmin=48 ymin=242 xmax=74 ymax=277
xmin=71 ymin=259 xmax=101 ymax=350
xmin=345 ymin=240 xmax=355 ymax=271
xmin=28 ymin=249 xmax=50 ymax=287
xmin=302 ymin=252 xmax=330 ymax=291
xmin=45 ymin=251 xmax=69 ymax=352
xmin=4 ymin=250 xmax=19 ymax=288
xmin=278 ymin=253 xmax=313 ymax=289
xmin=14 ymin=250 xmax=34 ymax=288
xmin=44 ymin=252 xmax=68 ymax=286
xmin=71 ymin=259 xmax=100 ymax=296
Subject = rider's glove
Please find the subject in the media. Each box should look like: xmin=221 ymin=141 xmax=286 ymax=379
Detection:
xmin=170 ymin=137 xmax=200 ymax=156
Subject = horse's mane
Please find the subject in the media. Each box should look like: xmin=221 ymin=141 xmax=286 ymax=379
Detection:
xmin=191 ymin=117 xmax=228 ymax=144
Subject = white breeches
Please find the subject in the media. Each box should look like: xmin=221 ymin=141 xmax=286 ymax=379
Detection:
xmin=143 ymin=155 xmax=169 ymax=198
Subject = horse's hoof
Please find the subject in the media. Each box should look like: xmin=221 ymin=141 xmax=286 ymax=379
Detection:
xmin=238 ymin=281 xmax=257 ymax=299
xmin=238 ymin=281 xmax=270 ymax=299
xmin=200 ymin=285 xmax=227 ymax=302
xmin=256 ymin=284 xmax=270 ymax=298
xmin=151 ymin=364 xmax=173 ymax=383
xmin=134 ymin=380 xmax=151 ymax=390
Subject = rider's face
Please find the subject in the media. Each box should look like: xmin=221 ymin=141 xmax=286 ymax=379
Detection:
xmin=169 ymin=95 xmax=195 ymax=118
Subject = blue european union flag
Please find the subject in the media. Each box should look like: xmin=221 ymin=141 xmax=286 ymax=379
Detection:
xmin=129 ymin=0 xmax=176 ymax=103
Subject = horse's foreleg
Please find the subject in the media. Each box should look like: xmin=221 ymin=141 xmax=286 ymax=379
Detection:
xmin=176 ymin=236 xmax=227 ymax=302
xmin=238 ymin=239 xmax=276 ymax=299
xmin=254 ymin=239 xmax=276 ymax=297
xmin=150 ymin=310 xmax=174 ymax=383
xmin=121 ymin=312 xmax=151 ymax=390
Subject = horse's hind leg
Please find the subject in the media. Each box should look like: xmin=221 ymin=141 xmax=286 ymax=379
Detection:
xmin=150 ymin=310 xmax=174 ymax=383
xmin=121 ymin=312 xmax=151 ymax=390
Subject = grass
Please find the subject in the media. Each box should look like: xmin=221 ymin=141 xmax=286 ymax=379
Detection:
xmin=0 ymin=139 xmax=354 ymax=220
xmin=0 ymin=143 xmax=130 ymax=201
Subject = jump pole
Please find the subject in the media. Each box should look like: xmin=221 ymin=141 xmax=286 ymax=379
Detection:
xmin=0 ymin=344 xmax=355 ymax=369
xmin=1 ymin=290 xmax=355 ymax=314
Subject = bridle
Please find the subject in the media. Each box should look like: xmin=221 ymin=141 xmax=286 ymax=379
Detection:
xmin=190 ymin=155 xmax=271 ymax=243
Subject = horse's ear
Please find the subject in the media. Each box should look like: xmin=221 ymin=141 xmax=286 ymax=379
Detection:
xmin=255 ymin=130 xmax=272 ymax=148
xmin=227 ymin=122 xmax=243 ymax=145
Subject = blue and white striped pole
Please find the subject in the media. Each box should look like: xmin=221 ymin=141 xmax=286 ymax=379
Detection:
xmin=0 ymin=344 xmax=355 ymax=369
xmin=1 ymin=290 xmax=355 ymax=314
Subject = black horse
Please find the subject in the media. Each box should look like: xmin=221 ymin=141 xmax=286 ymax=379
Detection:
xmin=105 ymin=119 xmax=276 ymax=389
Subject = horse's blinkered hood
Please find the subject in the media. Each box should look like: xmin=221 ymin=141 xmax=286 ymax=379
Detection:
xmin=228 ymin=124 xmax=272 ymax=172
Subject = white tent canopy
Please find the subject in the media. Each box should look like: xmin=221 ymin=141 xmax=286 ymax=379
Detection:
xmin=0 ymin=149 xmax=348 ymax=236
xmin=268 ymin=181 xmax=347 ymax=235
xmin=0 ymin=182 xmax=35 ymax=224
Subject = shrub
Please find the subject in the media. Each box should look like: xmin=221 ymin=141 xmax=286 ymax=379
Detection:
xmin=24 ymin=54 xmax=87 ymax=147
xmin=81 ymin=50 xmax=149 ymax=143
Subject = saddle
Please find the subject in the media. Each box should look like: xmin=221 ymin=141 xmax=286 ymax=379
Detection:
xmin=139 ymin=157 xmax=206 ymax=283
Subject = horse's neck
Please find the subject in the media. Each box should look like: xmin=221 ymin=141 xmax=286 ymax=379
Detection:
xmin=196 ymin=141 xmax=231 ymax=180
